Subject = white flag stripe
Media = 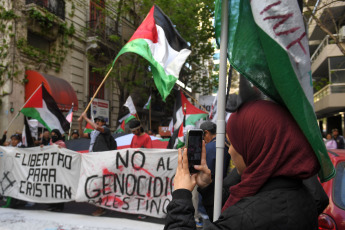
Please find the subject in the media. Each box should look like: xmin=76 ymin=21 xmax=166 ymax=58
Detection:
xmin=144 ymin=25 xmax=191 ymax=78
xmin=251 ymin=0 xmax=313 ymax=105
xmin=36 ymin=100 xmax=65 ymax=134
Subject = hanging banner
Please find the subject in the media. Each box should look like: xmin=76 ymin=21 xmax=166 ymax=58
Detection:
xmin=76 ymin=148 xmax=177 ymax=218
xmin=0 ymin=146 xmax=81 ymax=203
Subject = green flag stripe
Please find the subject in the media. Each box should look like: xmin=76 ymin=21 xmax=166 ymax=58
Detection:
xmin=21 ymin=108 xmax=52 ymax=132
xmin=113 ymin=39 xmax=177 ymax=101
xmin=185 ymin=114 xmax=208 ymax=126
xmin=257 ymin=28 xmax=335 ymax=181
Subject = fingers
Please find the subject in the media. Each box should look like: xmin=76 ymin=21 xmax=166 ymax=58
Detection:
xmin=177 ymin=148 xmax=183 ymax=171
xmin=182 ymin=148 xmax=189 ymax=173
xmin=201 ymin=140 xmax=207 ymax=165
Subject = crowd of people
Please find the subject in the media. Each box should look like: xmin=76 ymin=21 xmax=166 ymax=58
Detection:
xmin=0 ymin=103 xmax=343 ymax=228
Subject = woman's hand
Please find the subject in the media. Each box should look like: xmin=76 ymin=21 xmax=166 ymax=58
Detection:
xmin=194 ymin=141 xmax=212 ymax=189
xmin=173 ymin=141 xmax=212 ymax=191
xmin=173 ymin=148 xmax=197 ymax=191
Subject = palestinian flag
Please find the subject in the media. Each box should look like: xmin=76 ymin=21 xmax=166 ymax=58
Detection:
xmin=215 ymin=0 xmax=334 ymax=181
xmin=112 ymin=5 xmax=191 ymax=101
xmin=84 ymin=122 xmax=94 ymax=134
xmin=20 ymin=84 xmax=69 ymax=134
xmin=115 ymin=113 xmax=136 ymax=133
xmin=143 ymin=95 xmax=151 ymax=110
xmin=168 ymin=90 xmax=208 ymax=149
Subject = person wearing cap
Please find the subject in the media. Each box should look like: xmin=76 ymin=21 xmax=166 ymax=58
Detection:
xmin=200 ymin=121 xmax=230 ymax=180
xmin=71 ymin=129 xmax=79 ymax=140
xmin=10 ymin=133 xmax=23 ymax=147
xmin=77 ymin=113 xmax=112 ymax=216
xmin=197 ymin=121 xmax=231 ymax=225
xmin=332 ymin=128 xmax=345 ymax=149
xmin=129 ymin=120 xmax=152 ymax=148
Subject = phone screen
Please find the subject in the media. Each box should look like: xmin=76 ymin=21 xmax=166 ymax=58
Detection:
xmin=187 ymin=130 xmax=203 ymax=174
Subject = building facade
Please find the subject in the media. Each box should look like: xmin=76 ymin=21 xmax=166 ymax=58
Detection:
xmin=0 ymin=0 xmax=146 ymax=136
xmin=307 ymin=0 xmax=345 ymax=136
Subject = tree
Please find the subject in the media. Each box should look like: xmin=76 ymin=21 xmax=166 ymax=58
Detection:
xmin=303 ymin=0 xmax=345 ymax=55
xmin=88 ymin=0 xmax=216 ymax=119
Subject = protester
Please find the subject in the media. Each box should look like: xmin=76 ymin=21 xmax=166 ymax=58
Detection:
xmin=40 ymin=130 xmax=51 ymax=146
xmin=129 ymin=119 xmax=152 ymax=219
xmin=78 ymin=114 xmax=116 ymax=216
xmin=325 ymin=133 xmax=337 ymax=149
xmin=49 ymin=129 xmax=66 ymax=148
xmin=71 ymin=129 xmax=79 ymax=139
xmin=332 ymin=128 xmax=345 ymax=149
xmin=45 ymin=129 xmax=66 ymax=212
xmin=196 ymin=121 xmax=230 ymax=226
xmin=129 ymin=120 xmax=152 ymax=148
xmin=3 ymin=133 xmax=27 ymax=208
xmin=165 ymin=100 xmax=321 ymax=229
xmin=10 ymin=133 xmax=23 ymax=147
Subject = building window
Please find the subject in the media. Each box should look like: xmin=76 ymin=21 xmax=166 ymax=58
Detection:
xmin=27 ymin=31 xmax=50 ymax=52
xmin=89 ymin=67 xmax=105 ymax=99
xmin=89 ymin=0 xmax=105 ymax=35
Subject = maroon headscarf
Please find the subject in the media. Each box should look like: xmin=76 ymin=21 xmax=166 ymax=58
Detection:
xmin=222 ymin=100 xmax=320 ymax=212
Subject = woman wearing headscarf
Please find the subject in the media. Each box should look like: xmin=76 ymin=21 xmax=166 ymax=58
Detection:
xmin=165 ymin=100 xmax=321 ymax=229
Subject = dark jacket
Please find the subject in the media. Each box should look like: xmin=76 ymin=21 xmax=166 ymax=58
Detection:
xmin=334 ymin=135 xmax=345 ymax=149
xmin=165 ymin=175 xmax=318 ymax=230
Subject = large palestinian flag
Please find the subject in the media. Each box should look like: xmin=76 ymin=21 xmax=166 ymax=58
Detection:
xmin=214 ymin=0 xmax=334 ymax=182
xmin=20 ymin=84 xmax=70 ymax=134
xmin=168 ymin=90 xmax=208 ymax=149
xmin=112 ymin=5 xmax=191 ymax=101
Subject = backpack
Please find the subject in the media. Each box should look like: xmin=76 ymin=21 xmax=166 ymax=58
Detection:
xmin=107 ymin=135 xmax=117 ymax=150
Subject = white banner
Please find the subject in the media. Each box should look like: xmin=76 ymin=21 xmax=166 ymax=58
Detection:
xmin=0 ymin=146 xmax=81 ymax=203
xmin=76 ymin=148 xmax=177 ymax=218
xmin=0 ymin=147 xmax=177 ymax=218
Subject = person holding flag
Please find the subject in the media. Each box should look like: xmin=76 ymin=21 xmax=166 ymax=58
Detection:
xmin=78 ymin=113 xmax=116 ymax=216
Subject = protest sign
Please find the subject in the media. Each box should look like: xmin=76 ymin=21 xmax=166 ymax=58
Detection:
xmin=0 ymin=146 xmax=81 ymax=203
xmin=76 ymin=148 xmax=177 ymax=218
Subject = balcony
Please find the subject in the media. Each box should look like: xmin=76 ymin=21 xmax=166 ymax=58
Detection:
xmin=310 ymin=35 xmax=343 ymax=75
xmin=314 ymin=83 xmax=345 ymax=117
xmin=25 ymin=0 xmax=65 ymax=20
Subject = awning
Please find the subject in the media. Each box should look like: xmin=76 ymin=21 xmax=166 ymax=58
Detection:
xmin=25 ymin=70 xmax=78 ymax=112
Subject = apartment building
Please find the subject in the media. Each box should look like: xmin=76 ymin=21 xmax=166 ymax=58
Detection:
xmin=0 ymin=0 xmax=152 ymax=135
xmin=307 ymin=0 xmax=345 ymax=135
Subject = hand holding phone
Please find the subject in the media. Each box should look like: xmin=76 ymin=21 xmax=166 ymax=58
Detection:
xmin=186 ymin=129 xmax=203 ymax=174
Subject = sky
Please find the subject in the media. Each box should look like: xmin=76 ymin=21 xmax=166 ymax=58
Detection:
xmin=0 ymin=208 xmax=164 ymax=230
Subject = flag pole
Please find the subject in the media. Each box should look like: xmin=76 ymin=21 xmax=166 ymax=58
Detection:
xmin=6 ymin=84 xmax=43 ymax=131
xmin=179 ymin=87 xmax=208 ymax=112
xmin=67 ymin=103 xmax=74 ymax=140
xmin=83 ymin=66 xmax=113 ymax=114
xmin=149 ymin=99 xmax=151 ymax=130
xmin=214 ymin=0 xmax=228 ymax=221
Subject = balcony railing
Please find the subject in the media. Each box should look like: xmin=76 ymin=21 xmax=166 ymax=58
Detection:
xmin=26 ymin=0 xmax=65 ymax=20
xmin=86 ymin=18 xmax=119 ymax=43
xmin=310 ymin=34 xmax=339 ymax=63
xmin=314 ymin=83 xmax=345 ymax=102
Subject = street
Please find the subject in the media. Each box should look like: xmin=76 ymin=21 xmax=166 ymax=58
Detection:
xmin=0 ymin=200 xmax=165 ymax=230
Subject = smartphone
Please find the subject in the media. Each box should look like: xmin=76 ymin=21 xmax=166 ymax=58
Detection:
xmin=186 ymin=129 xmax=203 ymax=174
